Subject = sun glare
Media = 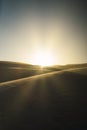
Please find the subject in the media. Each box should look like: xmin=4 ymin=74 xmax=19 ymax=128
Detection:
xmin=31 ymin=51 xmax=54 ymax=67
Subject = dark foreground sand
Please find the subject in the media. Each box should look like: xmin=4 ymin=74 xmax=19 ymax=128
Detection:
xmin=0 ymin=68 xmax=87 ymax=130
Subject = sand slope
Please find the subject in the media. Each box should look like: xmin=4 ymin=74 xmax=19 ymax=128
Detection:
xmin=0 ymin=67 xmax=87 ymax=129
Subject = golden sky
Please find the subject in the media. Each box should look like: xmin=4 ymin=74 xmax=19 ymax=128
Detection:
xmin=0 ymin=0 xmax=86 ymax=65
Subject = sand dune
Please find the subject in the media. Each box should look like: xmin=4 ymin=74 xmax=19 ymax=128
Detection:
xmin=0 ymin=67 xmax=87 ymax=129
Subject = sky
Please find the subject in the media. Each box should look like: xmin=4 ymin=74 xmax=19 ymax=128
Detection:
xmin=0 ymin=0 xmax=87 ymax=65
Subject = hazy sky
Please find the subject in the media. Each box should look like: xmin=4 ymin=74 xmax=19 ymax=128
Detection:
xmin=0 ymin=0 xmax=86 ymax=65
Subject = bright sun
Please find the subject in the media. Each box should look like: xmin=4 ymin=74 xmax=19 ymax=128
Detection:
xmin=31 ymin=51 xmax=54 ymax=67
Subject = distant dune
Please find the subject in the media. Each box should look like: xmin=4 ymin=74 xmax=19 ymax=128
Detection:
xmin=0 ymin=61 xmax=87 ymax=83
xmin=0 ymin=61 xmax=43 ymax=83
xmin=0 ymin=64 xmax=87 ymax=130
xmin=0 ymin=61 xmax=62 ymax=83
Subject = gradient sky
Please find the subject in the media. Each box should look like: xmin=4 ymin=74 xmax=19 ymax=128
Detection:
xmin=0 ymin=0 xmax=86 ymax=65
